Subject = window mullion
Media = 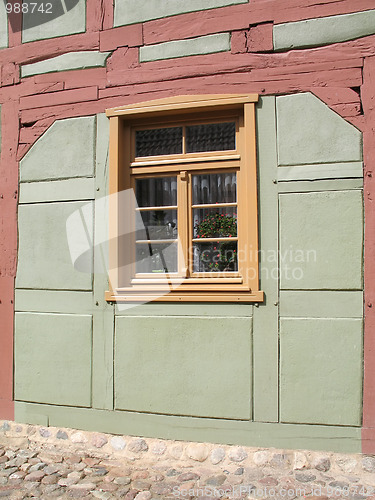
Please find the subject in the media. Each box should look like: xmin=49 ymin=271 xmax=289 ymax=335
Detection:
xmin=182 ymin=126 xmax=186 ymax=154
xmin=177 ymin=170 xmax=189 ymax=278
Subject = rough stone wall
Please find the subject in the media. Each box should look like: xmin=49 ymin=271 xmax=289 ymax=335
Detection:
xmin=1 ymin=421 xmax=375 ymax=499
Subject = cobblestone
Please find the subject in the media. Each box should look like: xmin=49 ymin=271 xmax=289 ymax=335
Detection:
xmin=0 ymin=422 xmax=374 ymax=499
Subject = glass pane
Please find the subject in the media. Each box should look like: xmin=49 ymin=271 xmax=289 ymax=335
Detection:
xmin=135 ymin=127 xmax=182 ymax=157
xmin=136 ymin=242 xmax=177 ymax=273
xmin=193 ymin=241 xmax=238 ymax=272
xmin=136 ymin=209 xmax=177 ymax=240
xmin=194 ymin=207 xmax=237 ymax=238
xmin=136 ymin=177 xmax=177 ymax=207
xmin=192 ymin=172 xmax=237 ymax=205
xmin=186 ymin=122 xmax=236 ymax=153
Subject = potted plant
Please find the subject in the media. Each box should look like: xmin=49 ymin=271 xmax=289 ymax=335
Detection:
xmin=194 ymin=213 xmax=237 ymax=272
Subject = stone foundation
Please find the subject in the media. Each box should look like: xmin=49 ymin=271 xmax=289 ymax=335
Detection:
xmin=1 ymin=420 xmax=375 ymax=498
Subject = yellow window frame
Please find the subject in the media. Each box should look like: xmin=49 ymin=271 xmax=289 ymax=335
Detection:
xmin=105 ymin=94 xmax=263 ymax=303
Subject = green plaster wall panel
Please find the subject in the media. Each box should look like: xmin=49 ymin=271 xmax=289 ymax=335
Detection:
xmin=19 ymin=178 xmax=95 ymax=204
xmin=277 ymin=179 xmax=363 ymax=194
xmin=15 ymin=410 xmax=49 ymax=427
xmin=279 ymin=190 xmax=363 ymax=290
xmin=276 ymin=93 xmax=362 ymax=166
xmin=115 ymin=316 xmax=252 ymax=420
xmin=15 ymin=313 xmax=92 ymax=407
xmin=140 ymin=33 xmax=231 ymax=62
xmin=116 ymin=302 xmax=253 ymax=317
xmin=277 ymin=162 xmax=363 ymax=182
xmin=0 ymin=2 xmax=7 ymax=48
xmin=16 ymin=201 xmax=93 ymax=290
xmin=92 ymin=113 xmax=115 ymax=411
xmin=21 ymin=51 xmax=111 ymax=78
xmin=252 ymin=96 xmax=279 ymax=422
xmin=22 ymin=0 xmax=86 ymax=43
xmin=280 ymin=291 xmax=363 ymax=319
xmin=280 ymin=318 xmax=363 ymax=426
xmin=114 ymin=0 xmax=248 ymax=26
xmin=92 ymin=113 xmax=110 ymax=296
xmin=15 ymin=290 xmax=94 ymax=314
xmin=274 ymin=9 xmax=375 ymax=51
xmin=20 ymin=116 xmax=95 ymax=182
xmin=14 ymin=402 xmax=362 ymax=453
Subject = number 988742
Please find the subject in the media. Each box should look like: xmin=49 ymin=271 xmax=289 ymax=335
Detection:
xmin=5 ymin=3 xmax=53 ymax=14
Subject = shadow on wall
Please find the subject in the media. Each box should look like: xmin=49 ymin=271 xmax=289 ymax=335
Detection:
xmin=5 ymin=0 xmax=80 ymax=31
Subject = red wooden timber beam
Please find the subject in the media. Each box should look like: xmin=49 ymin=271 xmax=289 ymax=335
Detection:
xmin=143 ymin=0 xmax=375 ymax=45
xmin=362 ymin=55 xmax=375 ymax=454
xmin=0 ymin=100 xmax=19 ymax=421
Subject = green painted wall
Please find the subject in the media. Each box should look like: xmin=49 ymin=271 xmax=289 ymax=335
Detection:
xmin=22 ymin=1 xmax=86 ymax=43
xmin=280 ymin=318 xmax=363 ymax=426
xmin=14 ymin=94 xmax=364 ymax=452
xmin=253 ymin=96 xmax=279 ymax=423
xmin=276 ymin=93 xmax=362 ymax=165
xmin=279 ymin=291 xmax=363 ymax=318
xmin=279 ymin=190 xmax=363 ymax=290
xmin=19 ymin=178 xmax=95 ymax=204
xmin=15 ymin=313 xmax=92 ymax=407
xmin=21 ymin=52 xmax=111 ymax=78
xmin=274 ymin=9 xmax=375 ymax=51
xmin=0 ymin=2 xmax=7 ymax=49
xmin=20 ymin=116 xmax=96 ymax=182
xmin=139 ymin=33 xmax=231 ymax=62
xmin=114 ymin=0 xmax=248 ymax=26
xmin=16 ymin=201 xmax=94 ymax=290
xmin=115 ymin=316 xmax=252 ymax=419
xmin=14 ymin=401 xmax=361 ymax=453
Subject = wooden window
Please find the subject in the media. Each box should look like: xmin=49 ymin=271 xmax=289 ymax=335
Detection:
xmin=106 ymin=95 xmax=263 ymax=302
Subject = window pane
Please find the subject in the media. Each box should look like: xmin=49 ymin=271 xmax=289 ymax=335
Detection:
xmin=136 ymin=242 xmax=177 ymax=273
xmin=186 ymin=122 xmax=236 ymax=153
xmin=192 ymin=172 xmax=237 ymax=205
xmin=136 ymin=209 xmax=177 ymax=240
xmin=135 ymin=127 xmax=182 ymax=157
xmin=194 ymin=208 xmax=237 ymax=238
xmin=136 ymin=177 xmax=177 ymax=207
xmin=193 ymin=241 xmax=238 ymax=272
